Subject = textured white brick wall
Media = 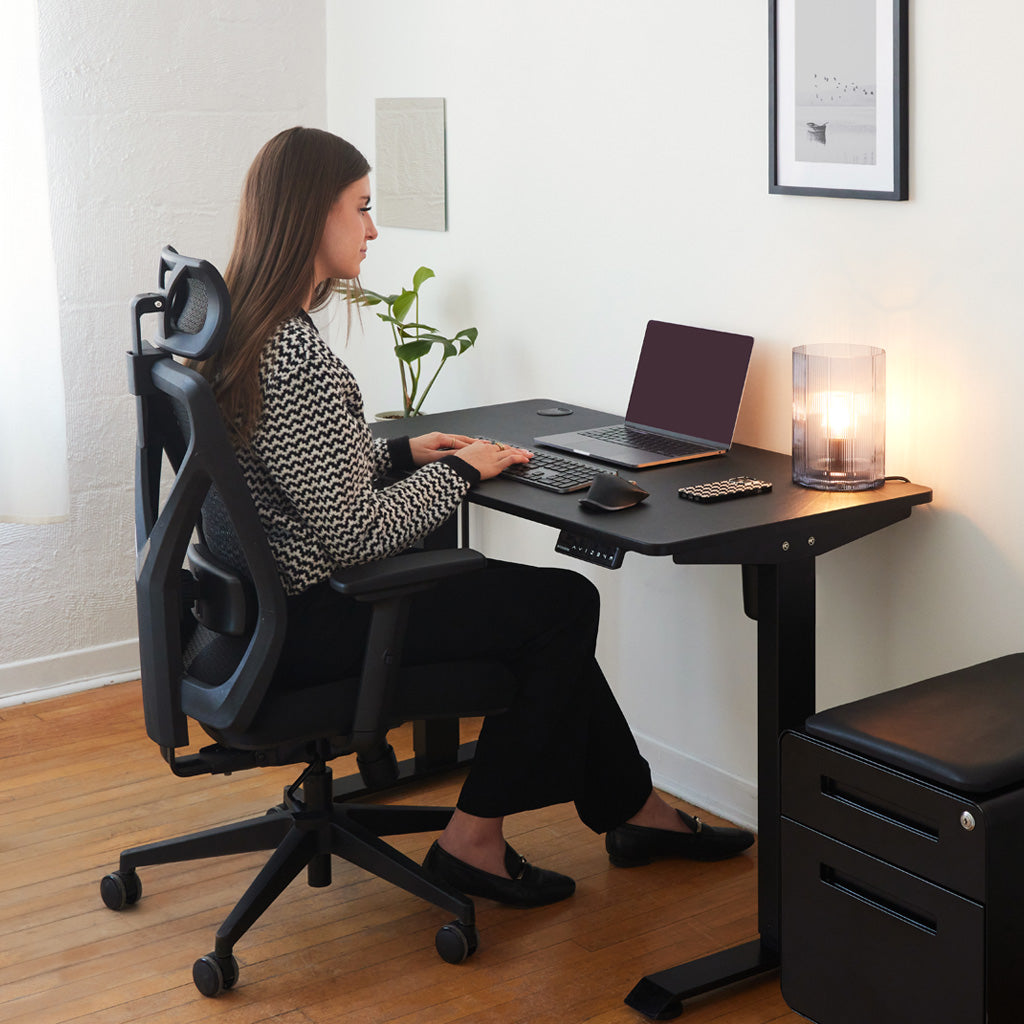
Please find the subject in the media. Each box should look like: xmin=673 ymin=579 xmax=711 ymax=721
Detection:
xmin=0 ymin=0 xmax=326 ymax=703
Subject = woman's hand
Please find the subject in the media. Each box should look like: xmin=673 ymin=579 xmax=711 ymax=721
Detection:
xmin=410 ymin=431 xmax=531 ymax=480
xmin=450 ymin=439 xmax=531 ymax=480
xmin=409 ymin=431 xmax=477 ymax=466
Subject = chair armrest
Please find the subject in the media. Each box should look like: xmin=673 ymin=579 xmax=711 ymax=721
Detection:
xmin=330 ymin=548 xmax=487 ymax=770
xmin=329 ymin=548 xmax=486 ymax=601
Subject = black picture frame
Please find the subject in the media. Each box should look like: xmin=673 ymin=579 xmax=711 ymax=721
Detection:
xmin=769 ymin=0 xmax=908 ymax=200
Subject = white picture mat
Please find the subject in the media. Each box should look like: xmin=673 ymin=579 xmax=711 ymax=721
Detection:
xmin=775 ymin=0 xmax=896 ymax=193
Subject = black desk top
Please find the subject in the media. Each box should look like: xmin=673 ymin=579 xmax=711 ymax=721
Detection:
xmin=374 ymin=399 xmax=933 ymax=567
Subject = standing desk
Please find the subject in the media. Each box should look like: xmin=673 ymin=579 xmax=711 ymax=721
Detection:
xmin=374 ymin=398 xmax=933 ymax=1020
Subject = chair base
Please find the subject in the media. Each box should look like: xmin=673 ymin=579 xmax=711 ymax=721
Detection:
xmin=101 ymin=760 xmax=478 ymax=994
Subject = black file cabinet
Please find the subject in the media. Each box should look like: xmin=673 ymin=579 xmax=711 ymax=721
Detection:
xmin=779 ymin=654 xmax=1024 ymax=1024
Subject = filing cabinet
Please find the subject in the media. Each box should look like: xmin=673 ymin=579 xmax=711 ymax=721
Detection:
xmin=779 ymin=653 xmax=1024 ymax=1024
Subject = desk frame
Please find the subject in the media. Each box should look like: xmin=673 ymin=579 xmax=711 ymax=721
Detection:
xmin=366 ymin=400 xmax=931 ymax=1019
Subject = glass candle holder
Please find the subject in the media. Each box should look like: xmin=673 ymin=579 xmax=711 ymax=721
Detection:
xmin=792 ymin=344 xmax=885 ymax=491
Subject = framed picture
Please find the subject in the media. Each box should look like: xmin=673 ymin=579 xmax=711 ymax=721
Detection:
xmin=769 ymin=0 xmax=908 ymax=200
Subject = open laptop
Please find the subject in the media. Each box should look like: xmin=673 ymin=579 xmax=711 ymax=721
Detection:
xmin=534 ymin=320 xmax=754 ymax=470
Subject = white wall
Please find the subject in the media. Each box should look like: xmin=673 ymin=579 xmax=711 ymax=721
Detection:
xmin=325 ymin=1 xmax=1024 ymax=826
xmin=0 ymin=0 xmax=326 ymax=704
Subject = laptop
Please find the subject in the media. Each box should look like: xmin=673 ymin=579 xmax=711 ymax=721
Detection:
xmin=534 ymin=320 xmax=754 ymax=470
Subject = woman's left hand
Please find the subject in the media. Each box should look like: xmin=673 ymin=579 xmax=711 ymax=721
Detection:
xmin=409 ymin=431 xmax=479 ymax=467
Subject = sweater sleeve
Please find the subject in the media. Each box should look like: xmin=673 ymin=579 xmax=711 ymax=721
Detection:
xmin=374 ymin=435 xmax=413 ymax=477
xmin=249 ymin=320 xmax=471 ymax=579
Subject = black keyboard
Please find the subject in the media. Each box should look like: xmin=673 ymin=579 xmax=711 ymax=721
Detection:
xmin=500 ymin=448 xmax=615 ymax=493
xmin=579 ymin=424 xmax=709 ymax=458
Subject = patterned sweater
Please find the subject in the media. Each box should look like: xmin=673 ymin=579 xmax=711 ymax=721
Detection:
xmin=231 ymin=312 xmax=477 ymax=595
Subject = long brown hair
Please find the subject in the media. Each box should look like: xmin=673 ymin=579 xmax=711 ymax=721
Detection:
xmin=194 ymin=127 xmax=370 ymax=441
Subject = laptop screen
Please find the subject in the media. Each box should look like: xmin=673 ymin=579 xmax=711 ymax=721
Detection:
xmin=625 ymin=321 xmax=754 ymax=446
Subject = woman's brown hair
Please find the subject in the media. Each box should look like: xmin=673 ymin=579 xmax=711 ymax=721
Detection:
xmin=193 ymin=127 xmax=370 ymax=442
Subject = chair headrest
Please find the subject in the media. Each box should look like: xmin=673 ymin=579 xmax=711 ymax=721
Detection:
xmin=148 ymin=245 xmax=231 ymax=361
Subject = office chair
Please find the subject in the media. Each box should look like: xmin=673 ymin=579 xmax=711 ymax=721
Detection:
xmin=102 ymin=246 xmax=515 ymax=996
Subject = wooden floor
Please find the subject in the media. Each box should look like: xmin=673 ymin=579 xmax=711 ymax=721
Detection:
xmin=0 ymin=682 xmax=802 ymax=1024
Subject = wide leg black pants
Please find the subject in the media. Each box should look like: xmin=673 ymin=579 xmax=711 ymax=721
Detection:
xmin=279 ymin=559 xmax=653 ymax=834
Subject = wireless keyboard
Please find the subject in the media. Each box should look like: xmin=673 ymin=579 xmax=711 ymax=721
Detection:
xmin=500 ymin=448 xmax=616 ymax=493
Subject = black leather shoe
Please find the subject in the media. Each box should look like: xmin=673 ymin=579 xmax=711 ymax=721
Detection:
xmin=422 ymin=840 xmax=576 ymax=907
xmin=605 ymin=809 xmax=755 ymax=867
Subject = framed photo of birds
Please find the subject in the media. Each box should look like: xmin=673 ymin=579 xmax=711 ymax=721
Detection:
xmin=769 ymin=0 xmax=908 ymax=200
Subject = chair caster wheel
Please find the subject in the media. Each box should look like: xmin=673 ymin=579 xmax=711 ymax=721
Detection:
xmin=100 ymin=870 xmax=142 ymax=910
xmin=193 ymin=952 xmax=239 ymax=996
xmin=435 ymin=920 xmax=478 ymax=963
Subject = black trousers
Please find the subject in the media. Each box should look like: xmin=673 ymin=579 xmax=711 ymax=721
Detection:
xmin=278 ymin=559 xmax=653 ymax=834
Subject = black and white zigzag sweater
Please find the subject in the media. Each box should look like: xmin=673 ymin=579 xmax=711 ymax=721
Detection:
xmin=233 ymin=312 xmax=477 ymax=595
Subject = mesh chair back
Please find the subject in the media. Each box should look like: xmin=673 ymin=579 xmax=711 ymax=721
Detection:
xmin=128 ymin=247 xmax=286 ymax=751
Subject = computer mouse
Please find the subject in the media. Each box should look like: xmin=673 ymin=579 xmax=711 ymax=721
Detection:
xmin=578 ymin=474 xmax=650 ymax=512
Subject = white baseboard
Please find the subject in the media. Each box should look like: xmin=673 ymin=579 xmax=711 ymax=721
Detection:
xmin=635 ymin=731 xmax=758 ymax=831
xmin=0 ymin=639 xmax=140 ymax=707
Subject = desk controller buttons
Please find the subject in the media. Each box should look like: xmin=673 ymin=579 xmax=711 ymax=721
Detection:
xmin=555 ymin=529 xmax=625 ymax=569
xmin=678 ymin=476 xmax=773 ymax=504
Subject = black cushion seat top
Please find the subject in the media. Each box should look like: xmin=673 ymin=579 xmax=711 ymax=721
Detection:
xmin=804 ymin=653 xmax=1024 ymax=794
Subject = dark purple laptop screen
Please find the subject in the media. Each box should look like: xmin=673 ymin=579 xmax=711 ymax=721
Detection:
xmin=624 ymin=321 xmax=754 ymax=445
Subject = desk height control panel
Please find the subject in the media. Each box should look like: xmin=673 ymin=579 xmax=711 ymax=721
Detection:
xmin=555 ymin=529 xmax=625 ymax=569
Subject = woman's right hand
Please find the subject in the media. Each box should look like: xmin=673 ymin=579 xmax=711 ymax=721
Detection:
xmin=451 ymin=439 xmax=532 ymax=480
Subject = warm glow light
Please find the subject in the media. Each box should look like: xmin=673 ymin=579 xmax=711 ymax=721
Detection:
xmin=821 ymin=391 xmax=854 ymax=440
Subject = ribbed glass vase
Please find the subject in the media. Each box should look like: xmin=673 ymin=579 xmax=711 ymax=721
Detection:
xmin=792 ymin=344 xmax=885 ymax=491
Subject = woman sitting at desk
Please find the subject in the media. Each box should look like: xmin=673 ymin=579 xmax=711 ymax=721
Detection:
xmin=194 ymin=126 xmax=753 ymax=908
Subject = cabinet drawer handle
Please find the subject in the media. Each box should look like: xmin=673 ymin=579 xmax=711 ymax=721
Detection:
xmin=821 ymin=776 xmax=939 ymax=840
xmin=820 ymin=865 xmax=937 ymax=935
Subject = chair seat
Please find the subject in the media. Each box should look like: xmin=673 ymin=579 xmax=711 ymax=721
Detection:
xmin=200 ymin=657 xmax=516 ymax=751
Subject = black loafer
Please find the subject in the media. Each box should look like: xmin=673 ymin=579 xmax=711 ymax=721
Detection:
xmin=422 ymin=840 xmax=576 ymax=907
xmin=605 ymin=809 xmax=755 ymax=867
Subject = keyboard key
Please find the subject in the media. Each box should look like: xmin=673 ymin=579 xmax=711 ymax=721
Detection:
xmin=580 ymin=424 xmax=707 ymax=457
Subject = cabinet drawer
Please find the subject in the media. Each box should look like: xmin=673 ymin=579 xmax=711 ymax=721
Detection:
xmin=781 ymin=818 xmax=984 ymax=1024
xmin=781 ymin=732 xmax=985 ymax=899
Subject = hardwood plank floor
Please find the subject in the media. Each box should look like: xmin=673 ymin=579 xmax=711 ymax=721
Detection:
xmin=0 ymin=682 xmax=802 ymax=1023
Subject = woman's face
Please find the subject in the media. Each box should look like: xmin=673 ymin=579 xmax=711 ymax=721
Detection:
xmin=313 ymin=175 xmax=378 ymax=284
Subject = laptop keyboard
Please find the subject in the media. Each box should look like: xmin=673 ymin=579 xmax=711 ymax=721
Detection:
xmin=500 ymin=448 xmax=616 ymax=493
xmin=579 ymin=424 xmax=710 ymax=457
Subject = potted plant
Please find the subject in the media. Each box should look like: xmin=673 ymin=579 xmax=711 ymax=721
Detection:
xmin=357 ymin=267 xmax=478 ymax=417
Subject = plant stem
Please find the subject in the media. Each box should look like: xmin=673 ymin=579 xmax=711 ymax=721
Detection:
xmin=407 ymin=360 xmax=421 ymax=415
xmin=413 ymin=355 xmax=449 ymax=415
xmin=392 ymin=321 xmax=410 ymax=411
xmin=409 ymin=290 xmax=422 ymax=416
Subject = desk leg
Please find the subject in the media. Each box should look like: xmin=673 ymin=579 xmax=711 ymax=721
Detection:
xmin=625 ymin=559 xmax=816 ymax=1019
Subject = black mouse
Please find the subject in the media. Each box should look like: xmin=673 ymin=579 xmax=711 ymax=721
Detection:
xmin=578 ymin=474 xmax=650 ymax=512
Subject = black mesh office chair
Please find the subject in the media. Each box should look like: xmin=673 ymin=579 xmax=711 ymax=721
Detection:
xmin=102 ymin=246 xmax=514 ymax=996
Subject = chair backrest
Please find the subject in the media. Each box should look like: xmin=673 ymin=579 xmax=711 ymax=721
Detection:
xmin=128 ymin=246 xmax=286 ymax=753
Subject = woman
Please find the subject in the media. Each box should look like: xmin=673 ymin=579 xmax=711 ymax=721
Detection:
xmin=197 ymin=126 xmax=752 ymax=907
